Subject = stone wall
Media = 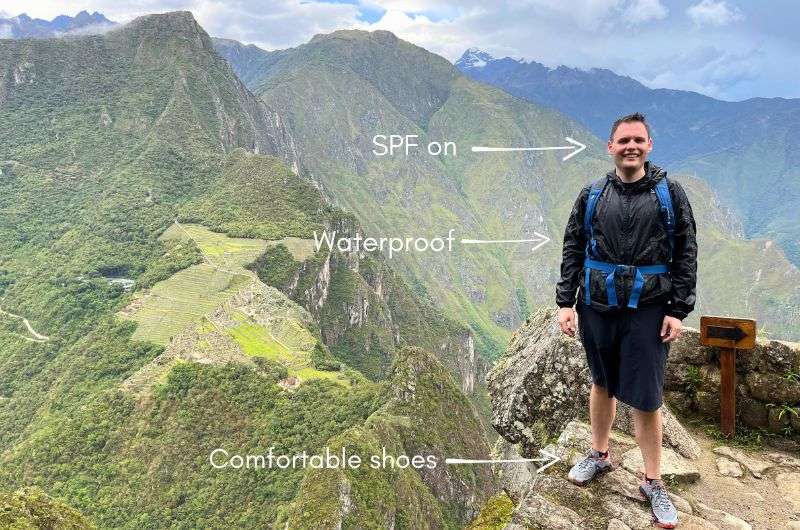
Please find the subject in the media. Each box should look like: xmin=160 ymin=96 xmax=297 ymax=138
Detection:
xmin=665 ymin=327 xmax=800 ymax=434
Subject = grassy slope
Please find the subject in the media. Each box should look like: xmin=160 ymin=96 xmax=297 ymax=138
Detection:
xmin=458 ymin=59 xmax=800 ymax=269
xmin=0 ymin=486 xmax=94 ymax=529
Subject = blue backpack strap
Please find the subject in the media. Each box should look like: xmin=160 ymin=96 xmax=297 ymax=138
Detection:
xmin=582 ymin=178 xmax=608 ymax=305
xmin=583 ymin=178 xmax=608 ymax=258
xmin=653 ymin=177 xmax=675 ymax=261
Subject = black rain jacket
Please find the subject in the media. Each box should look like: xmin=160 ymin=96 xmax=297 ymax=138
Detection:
xmin=555 ymin=161 xmax=698 ymax=319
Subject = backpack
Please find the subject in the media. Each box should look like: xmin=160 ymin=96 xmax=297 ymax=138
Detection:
xmin=582 ymin=176 xmax=675 ymax=308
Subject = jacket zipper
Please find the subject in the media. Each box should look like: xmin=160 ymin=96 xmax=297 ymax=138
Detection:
xmin=622 ymin=189 xmax=632 ymax=262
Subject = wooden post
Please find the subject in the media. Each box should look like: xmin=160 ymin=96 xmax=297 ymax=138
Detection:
xmin=700 ymin=316 xmax=756 ymax=437
xmin=718 ymin=348 xmax=736 ymax=436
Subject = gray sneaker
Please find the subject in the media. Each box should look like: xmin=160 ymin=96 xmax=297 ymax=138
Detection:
xmin=567 ymin=449 xmax=612 ymax=486
xmin=640 ymin=478 xmax=679 ymax=528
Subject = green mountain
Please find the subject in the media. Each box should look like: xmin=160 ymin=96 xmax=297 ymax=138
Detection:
xmin=214 ymin=30 xmax=800 ymax=344
xmin=0 ymin=12 xmax=493 ymax=528
xmin=456 ymin=49 xmax=800 ymax=269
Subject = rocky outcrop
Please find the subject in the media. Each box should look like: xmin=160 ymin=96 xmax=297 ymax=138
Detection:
xmin=483 ymin=306 xmax=800 ymax=529
xmin=490 ymin=420 xmax=788 ymax=530
xmin=487 ymin=307 xmax=700 ymax=459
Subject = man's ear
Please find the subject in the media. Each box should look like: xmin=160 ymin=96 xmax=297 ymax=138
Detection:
xmin=607 ymin=140 xmax=614 ymax=155
xmin=647 ymin=137 xmax=653 ymax=152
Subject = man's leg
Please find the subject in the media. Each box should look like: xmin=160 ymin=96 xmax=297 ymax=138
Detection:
xmin=632 ymin=407 xmax=662 ymax=479
xmin=567 ymin=383 xmax=616 ymax=485
xmin=590 ymin=383 xmax=616 ymax=452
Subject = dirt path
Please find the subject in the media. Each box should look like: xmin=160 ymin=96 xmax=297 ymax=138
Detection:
xmin=673 ymin=424 xmax=799 ymax=529
xmin=0 ymin=300 xmax=50 ymax=342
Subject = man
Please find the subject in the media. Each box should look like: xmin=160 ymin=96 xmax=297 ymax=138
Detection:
xmin=555 ymin=112 xmax=697 ymax=528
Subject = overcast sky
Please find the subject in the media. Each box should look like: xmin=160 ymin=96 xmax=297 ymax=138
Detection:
xmin=1 ymin=1 xmax=797 ymax=101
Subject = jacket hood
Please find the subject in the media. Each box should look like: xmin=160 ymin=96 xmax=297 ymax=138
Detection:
xmin=606 ymin=161 xmax=666 ymax=192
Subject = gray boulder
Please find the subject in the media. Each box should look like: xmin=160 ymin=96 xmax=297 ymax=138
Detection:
xmin=488 ymin=308 xmax=701 ymax=459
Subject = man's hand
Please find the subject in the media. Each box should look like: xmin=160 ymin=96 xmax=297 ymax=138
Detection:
xmin=660 ymin=315 xmax=682 ymax=343
xmin=558 ymin=307 xmax=577 ymax=337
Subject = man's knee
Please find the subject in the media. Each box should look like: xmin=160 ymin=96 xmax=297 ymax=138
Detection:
xmin=591 ymin=383 xmax=614 ymax=398
xmin=631 ymin=405 xmax=662 ymax=416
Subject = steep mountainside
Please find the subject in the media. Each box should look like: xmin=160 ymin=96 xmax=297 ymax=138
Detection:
xmin=214 ymin=32 xmax=800 ymax=342
xmin=0 ymin=12 xmax=492 ymax=528
xmin=280 ymin=347 xmax=495 ymax=528
xmin=456 ymin=49 xmax=800 ymax=268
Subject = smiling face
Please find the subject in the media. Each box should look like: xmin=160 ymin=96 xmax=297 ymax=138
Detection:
xmin=607 ymin=121 xmax=653 ymax=175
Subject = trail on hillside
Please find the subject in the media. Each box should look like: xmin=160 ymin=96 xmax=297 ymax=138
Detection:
xmin=0 ymin=299 xmax=50 ymax=342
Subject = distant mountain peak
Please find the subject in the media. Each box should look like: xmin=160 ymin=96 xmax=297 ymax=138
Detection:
xmin=0 ymin=10 xmax=115 ymax=38
xmin=455 ymin=48 xmax=495 ymax=69
xmin=309 ymin=28 xmax=399 ymax=46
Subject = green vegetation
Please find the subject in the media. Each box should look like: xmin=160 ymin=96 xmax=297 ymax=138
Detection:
xmin=0 ymin=12 xmax=494 ymax=528
xmin=310 ymin=342 xmax=341 ymax=371
xmin=281 ymin=347 xmax=496 ymax=528
xmin=225 ymin=314 xmax=347 ymax=385
xmin=767 ymin=402 xmax=800 ymax=421
xmin=124 ymin=263 xmax=251 ymax=343
xmin=466 ymin=492 xmax=515 ymax=530
xmin=248 ymin=243 xmax=299 ymax=290
xmin=121 ymin=223 xmax=314 ymax=345
xmin=0 ymin=486 xmax=94 ymax=530
xmin=684 ymin=365 xmax=702 ymax=399
xmin=215 ymin=28 xmax=800 ymax=352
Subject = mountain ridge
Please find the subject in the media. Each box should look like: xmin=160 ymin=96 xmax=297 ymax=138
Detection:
xmin=0 ymin=10 xmax=115 ymax=39
xmin=456 ymin=47 xmax=800 ymax=268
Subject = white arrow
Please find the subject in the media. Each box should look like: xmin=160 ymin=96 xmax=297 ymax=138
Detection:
xmin=461 ymin=232 xmax=550 ymax=252
xmin=446 ymin=449 xmax=560 ymax=473
xmin=471 ymin=137 xmax=586 ymax=161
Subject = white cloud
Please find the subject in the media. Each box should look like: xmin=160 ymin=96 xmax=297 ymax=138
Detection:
xmin=636 ymin=44 xmax=760 ymax=98
xmin=623 ymin=0 xmax=668 ymax=24
xmin=687 ymin=0 xmax=743 ymax=27
xmin=0 ymin=1 xmax=793 ymax=100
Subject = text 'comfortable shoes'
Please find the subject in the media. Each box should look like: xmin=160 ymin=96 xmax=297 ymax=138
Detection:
xmin=639 ymin=478 xmax=679 ymax=528
xmin=566 ymin=448 xmax=612 ymax=486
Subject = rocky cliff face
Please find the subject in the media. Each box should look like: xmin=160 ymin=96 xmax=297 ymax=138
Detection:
xmin=267 ymin=212 xmax=492 ymax=395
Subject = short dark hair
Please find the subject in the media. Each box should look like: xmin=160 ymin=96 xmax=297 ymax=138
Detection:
xmin=609 ymin=112 xmax=651 ymax=141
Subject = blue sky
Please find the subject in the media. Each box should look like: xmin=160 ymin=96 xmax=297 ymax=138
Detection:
xmin=2 ymin=1 xmax=797 ymax=101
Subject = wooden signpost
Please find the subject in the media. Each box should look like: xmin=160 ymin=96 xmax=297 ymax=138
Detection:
xmin=700 ymin=316 xmax=757 ymax=436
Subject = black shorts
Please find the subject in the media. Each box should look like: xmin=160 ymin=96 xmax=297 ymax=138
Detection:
xmin=576 ymin=300 xmax=670 ymax=412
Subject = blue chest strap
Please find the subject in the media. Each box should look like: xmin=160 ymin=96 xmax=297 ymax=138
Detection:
xmin=582 ymin=176 xmax=675 ymax=308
